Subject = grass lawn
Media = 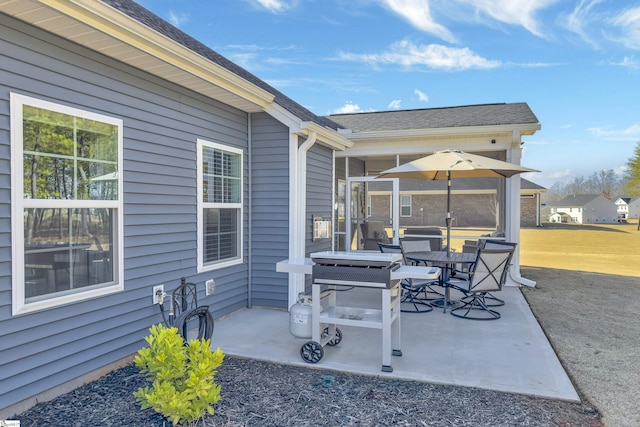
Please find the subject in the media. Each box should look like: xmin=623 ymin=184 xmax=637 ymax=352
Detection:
xmin=520 ymin=222 xmax=640 ymax=278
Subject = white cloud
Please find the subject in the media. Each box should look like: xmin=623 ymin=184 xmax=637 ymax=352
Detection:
xmin=613 ymin=165 xmax=628 ymax=176
xmin=378 ymin=0 xmax=560 ymax=41
xmin=458 ymin=0 xmax=557 ymax=38
xmin=167 ymin=10 xmax=189 ymax=28
xmin=388 ymin=99 xmax=402 ymax=109
xmin=524 ymin=169 xmax=575 ymax=189
xmin=337 ymin=40 xmax=501 ymax=71
xmin=332 ymin=102 xmax=366 ymax=114
xmin=380 ymin=0 xmax=456 ymax=43
xmin=549 ymin=169 xmax=575 ymax=179
xmin=588 ymin=124 xmax=640 ymax=141
xmin=414 ymin=89 xmax=429 ymax=102
xmin=266 ymin=57 xmax=306 ymax=65
xmin=608 ymin=56 xmax=640 ymax=69
xmin=228 ymin=53 xmax=260 ymax=71
xmin=564 ymin=0 xmax=602 ymax=48
xmin=250 ymin=0 xmax=295 ymax=13
xmin=608 ymin=6 xmax=640 ymax=50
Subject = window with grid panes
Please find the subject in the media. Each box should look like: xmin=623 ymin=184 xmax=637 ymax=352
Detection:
xmin=197 ymin=139 xmax=242 ymax=270
xmin=11 ymin=93 xmax=123 ymax=314
xmin=400 ymin=194 xmax=412 ymax=217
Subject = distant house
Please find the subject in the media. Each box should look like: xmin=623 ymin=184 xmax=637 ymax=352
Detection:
xmin=614 ymin=197 xmax=632 ymax=220
xmin=547 ymin=195 xmax=618 ymax=224
xmin=628 ymin=198 xmax=640 ymax=219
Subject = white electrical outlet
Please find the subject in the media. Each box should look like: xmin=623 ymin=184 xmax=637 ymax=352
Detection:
xmin=152 ymin=285 xmax=164 ymax=304
xmin=205 ymin=279 xmax=216 ymax=296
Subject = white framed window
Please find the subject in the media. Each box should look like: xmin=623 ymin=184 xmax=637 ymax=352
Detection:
xmin=197 ymin=139 xmax=243 ymax=271
xmin=11 ymin=93 xmax=123 ymax=315
xmin=367 ymin=195 xmax=372 ymax=217
xmin=400 ymin=194 xmax=412 ymax=217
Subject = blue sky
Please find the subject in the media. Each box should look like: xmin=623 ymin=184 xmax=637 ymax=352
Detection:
xmin=138 ymin=0 xmax=640 ymax=189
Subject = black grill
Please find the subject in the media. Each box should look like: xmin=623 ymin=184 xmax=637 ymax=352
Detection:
xmin=311 ymin=252 xmax=402 ymax=289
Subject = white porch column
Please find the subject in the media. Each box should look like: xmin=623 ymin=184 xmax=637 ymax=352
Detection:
xmin=506 ymin=134 xmax=536 ymax=287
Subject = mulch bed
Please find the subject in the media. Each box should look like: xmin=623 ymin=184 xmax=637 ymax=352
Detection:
xmin=14 ymin=355 xmax=601 ymax=426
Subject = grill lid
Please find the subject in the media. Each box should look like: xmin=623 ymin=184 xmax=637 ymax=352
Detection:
xmin=310 ymin=251 xmax=402 ymax=268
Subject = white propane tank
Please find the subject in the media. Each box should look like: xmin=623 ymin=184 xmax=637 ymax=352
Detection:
xmin=289 ymin=293 xmax=312 ymax=339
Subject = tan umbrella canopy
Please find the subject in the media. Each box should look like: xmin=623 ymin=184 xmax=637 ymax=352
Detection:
xmin=377 ymin=149 xmax=539 ymax=255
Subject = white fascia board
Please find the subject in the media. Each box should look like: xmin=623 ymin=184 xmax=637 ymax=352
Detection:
xmin=343 ymin=123 xmax=540 ymax=141
xmin=301 ymin=121 xmax=353 ymax=151
xmin=264 ymin=102 xmax=303 ymax=132
xmin=25 ymin=0 xmax=275 ymax=110
xmin=263 ymin=105 xmax=352 ymax=151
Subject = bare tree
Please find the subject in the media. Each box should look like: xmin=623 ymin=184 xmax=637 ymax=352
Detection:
xmin=590 ymin=169 xmax=619 ymax=200
xmin=567 ymin=176 xmax=587 ymax=195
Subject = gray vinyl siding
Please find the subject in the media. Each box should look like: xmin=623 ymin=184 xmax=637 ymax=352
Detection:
xmin=249 ymin=113 xmax=290 ymax=308
xmin=0 ymin=14 xmax=251 ymax=411
xmin=306 ymin=144 xmax=334 ymax=255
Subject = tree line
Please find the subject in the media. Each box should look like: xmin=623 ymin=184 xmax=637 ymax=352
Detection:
xmin=543 ymin=142 xmax=640 ymax=202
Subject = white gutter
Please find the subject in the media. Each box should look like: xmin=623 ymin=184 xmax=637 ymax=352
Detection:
xmin=287 ymin=131 xmax=317 ymax=308
xmin=297 ymin=131 xmax=318 ymax=256
xmin=247 ymin=113 xmax=253 ymax=307
xmin=300 ymin=121 xmax=353 ymax=150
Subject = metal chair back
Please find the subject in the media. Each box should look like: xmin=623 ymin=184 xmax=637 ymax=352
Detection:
xmin=467 ymin=247 xmax=515 ymax=293
xmin=403 ymin=228 xmax=442 ymax=251
xmin=399 ymin=239 xmax=432 ymax=264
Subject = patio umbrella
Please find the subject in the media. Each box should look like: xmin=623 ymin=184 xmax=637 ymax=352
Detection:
xmin=376 ymin=149 xmax=538 ymax=255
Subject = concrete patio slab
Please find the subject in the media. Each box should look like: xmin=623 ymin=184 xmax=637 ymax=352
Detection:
xmin=210 ymin=287 xmax=579 ymax=402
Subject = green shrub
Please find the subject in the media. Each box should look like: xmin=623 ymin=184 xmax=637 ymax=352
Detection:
xmin=133 ymin=324 xmax=224 ymax=427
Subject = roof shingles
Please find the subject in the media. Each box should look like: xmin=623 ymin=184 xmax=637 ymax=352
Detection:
xmin=101 ymin=0 xmax=341 ymax=129
xmin=99 ymin=2 xmax=539 ymax=136
xmin=326 ymin=103 xmax=539 ymax=133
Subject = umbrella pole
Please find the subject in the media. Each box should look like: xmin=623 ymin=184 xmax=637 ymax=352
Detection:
xmin=446 ymin=171 xmax=451 ymax=257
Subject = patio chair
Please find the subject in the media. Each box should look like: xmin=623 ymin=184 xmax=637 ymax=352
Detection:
xmin=447 ymin=244 xmax=515 ymax=320
xmin=400 ymin=239 xmax=447 ymax=308
xmin=454 ymin=239 xmax=516 ymax=307
xmin=379 ymin=242 xmax=434 ymax=313
xmin=475 ymin=240 xmax=517 ymax=307
xmin=362 ymin=221 xmax=391 ymax=250
xmin=403 ymin=227 xmax=444 ymax=252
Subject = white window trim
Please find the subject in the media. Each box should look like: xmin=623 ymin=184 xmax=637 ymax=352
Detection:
xmin=196 ymin=139 xmax=243 ymax=272
xmin=10 ymin=93 xmax=124 ymax=315
xmin=400 ymin=194 xmax=412 ymax=217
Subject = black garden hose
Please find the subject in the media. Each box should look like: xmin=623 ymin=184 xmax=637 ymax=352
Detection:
xmin=173 ymin=305 xmax=215 ymax=341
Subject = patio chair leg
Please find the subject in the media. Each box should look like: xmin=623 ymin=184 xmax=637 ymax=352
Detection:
xmin=450 ymin=294 xmax=501 ymax=320
xmin=401 ymin=288 xmax=433 ymax=313
xmin=460 ymin=292 xmax=504 ymax=307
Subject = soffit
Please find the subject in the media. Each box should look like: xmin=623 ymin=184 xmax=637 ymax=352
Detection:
xmin=0 ymin=0 xmax=275 ymax=112
xmin=337 ymin=128 xmax=517 ymax=159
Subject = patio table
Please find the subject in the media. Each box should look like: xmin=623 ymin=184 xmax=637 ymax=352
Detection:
xmin=406 ymin=251 xmax=476 ymax=312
